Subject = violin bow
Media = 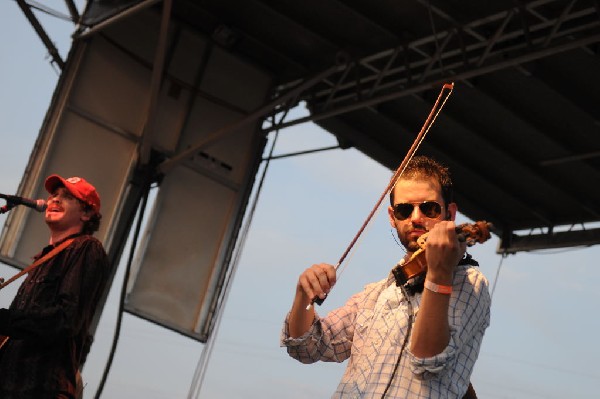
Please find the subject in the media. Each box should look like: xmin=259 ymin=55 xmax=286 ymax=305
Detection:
xmin=309 ymin=82 xmax=455 ymax=309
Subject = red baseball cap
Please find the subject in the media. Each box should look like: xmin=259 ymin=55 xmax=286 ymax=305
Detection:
xmin=44 ymin=175 xmax=101 ymax=214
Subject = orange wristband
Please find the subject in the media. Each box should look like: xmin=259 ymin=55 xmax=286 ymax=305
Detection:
xmin=424 ymin=280 xmax=452 ymax=294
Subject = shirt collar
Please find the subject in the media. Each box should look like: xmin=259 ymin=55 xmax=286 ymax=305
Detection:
xmin=37 ymin=233 xmax=82 ymax=258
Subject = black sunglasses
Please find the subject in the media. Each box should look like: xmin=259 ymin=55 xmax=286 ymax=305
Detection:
xmin=392 ymin=201 xmax=442 ymax=220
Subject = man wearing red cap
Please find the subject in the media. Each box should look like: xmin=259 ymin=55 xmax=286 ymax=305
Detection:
xmin=0 ymin=175 xmax=109 ymax=399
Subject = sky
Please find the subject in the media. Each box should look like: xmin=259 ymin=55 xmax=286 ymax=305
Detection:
xmin=1 ymin=2 xmax=600 ymax=399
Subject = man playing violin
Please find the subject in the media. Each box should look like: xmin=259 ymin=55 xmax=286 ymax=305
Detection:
xmin=281 ymin=155 xmax=491 ymax=398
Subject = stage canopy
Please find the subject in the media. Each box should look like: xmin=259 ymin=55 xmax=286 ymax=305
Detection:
xmin=82 ymin=0 xmax=600 ymax=253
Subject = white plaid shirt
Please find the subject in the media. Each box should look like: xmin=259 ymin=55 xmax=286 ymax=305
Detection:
xmin=281 ymin=264 xmax=490 ymax=398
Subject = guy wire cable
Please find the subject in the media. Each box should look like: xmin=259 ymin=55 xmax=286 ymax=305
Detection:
xmin=188 ymin=112 xmax=285 ymax=398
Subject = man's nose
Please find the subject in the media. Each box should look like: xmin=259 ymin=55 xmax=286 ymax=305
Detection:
xmin=409 ymin=204 xmax=427 ymax=222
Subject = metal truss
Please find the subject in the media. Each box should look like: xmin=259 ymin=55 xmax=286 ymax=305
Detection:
xmin=500 ymin=224 xmax=600 ymax=253
xmin=266 ymin=0 xmax=600 ymax=131
xmin=16 ymin=0 xmax=68 ymax=69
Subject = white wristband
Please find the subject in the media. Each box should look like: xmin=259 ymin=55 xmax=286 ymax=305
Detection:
xmin=424 ymin=279 xmax=452 ymax=294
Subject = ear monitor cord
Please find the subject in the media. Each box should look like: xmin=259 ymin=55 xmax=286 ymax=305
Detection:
xmin=381 ymin=284 xmax=414 ymax=398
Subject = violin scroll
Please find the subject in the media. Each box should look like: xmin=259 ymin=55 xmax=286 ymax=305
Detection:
xmin=456 ymin=220 xmax=492 ymax=246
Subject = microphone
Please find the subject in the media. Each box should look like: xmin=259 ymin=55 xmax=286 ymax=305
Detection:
xmin=0 ymin=193 xmax=47 ymax=212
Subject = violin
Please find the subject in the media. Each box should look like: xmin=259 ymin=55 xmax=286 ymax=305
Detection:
xmin=392 ymin=221 xmax=492 ymax=286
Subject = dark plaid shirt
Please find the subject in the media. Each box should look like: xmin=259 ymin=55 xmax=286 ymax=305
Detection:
xmin=0 ymin=234 xmax=109 ymax=398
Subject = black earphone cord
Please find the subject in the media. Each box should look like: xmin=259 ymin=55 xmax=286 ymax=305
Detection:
xmin=381 ymin=284 xmax=415 ymax=398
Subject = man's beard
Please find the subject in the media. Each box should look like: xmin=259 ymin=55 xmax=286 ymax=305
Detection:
xmin=400 ymin=236 xmax=421 ymax=253
xmin=398 ymin=225 xmax=427 ymax=253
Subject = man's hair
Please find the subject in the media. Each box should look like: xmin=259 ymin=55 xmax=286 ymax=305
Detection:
xmin=81 ymin=202 xmax=101 ymax=235
xmin=389 ymin=155 xmax=454 ymax=206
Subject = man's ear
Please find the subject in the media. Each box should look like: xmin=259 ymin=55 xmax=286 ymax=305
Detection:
xmin=447 ymin=202 xmax=458 ymax=221
xmin=387 ymin=205 xmax=397 ymax=228
xmin=80 ymin=209 xmax=92 ymax=222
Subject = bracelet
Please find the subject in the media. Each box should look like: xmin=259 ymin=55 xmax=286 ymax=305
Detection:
xmin=424 ymin=279 xmax=452 ymax=295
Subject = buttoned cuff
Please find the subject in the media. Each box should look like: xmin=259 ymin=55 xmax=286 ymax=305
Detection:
xmin=407 ymin=333 xmax=457 ymax=380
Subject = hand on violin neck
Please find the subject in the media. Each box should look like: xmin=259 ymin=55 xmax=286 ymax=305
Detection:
xmin=423 ymin=221 xmax=467 ymax=285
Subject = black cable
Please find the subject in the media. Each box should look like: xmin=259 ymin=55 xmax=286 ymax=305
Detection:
xmin=93 ymin=185 xmax=151 ymax=399
xmin=381 ymin=284 xmax=414 ymax=398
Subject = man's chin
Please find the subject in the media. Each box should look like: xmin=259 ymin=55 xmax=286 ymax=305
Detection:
xmin=45 ymin=218 xmax=59 ymax=226
xmin=400 ymin=239 xmax=421 ymax=253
